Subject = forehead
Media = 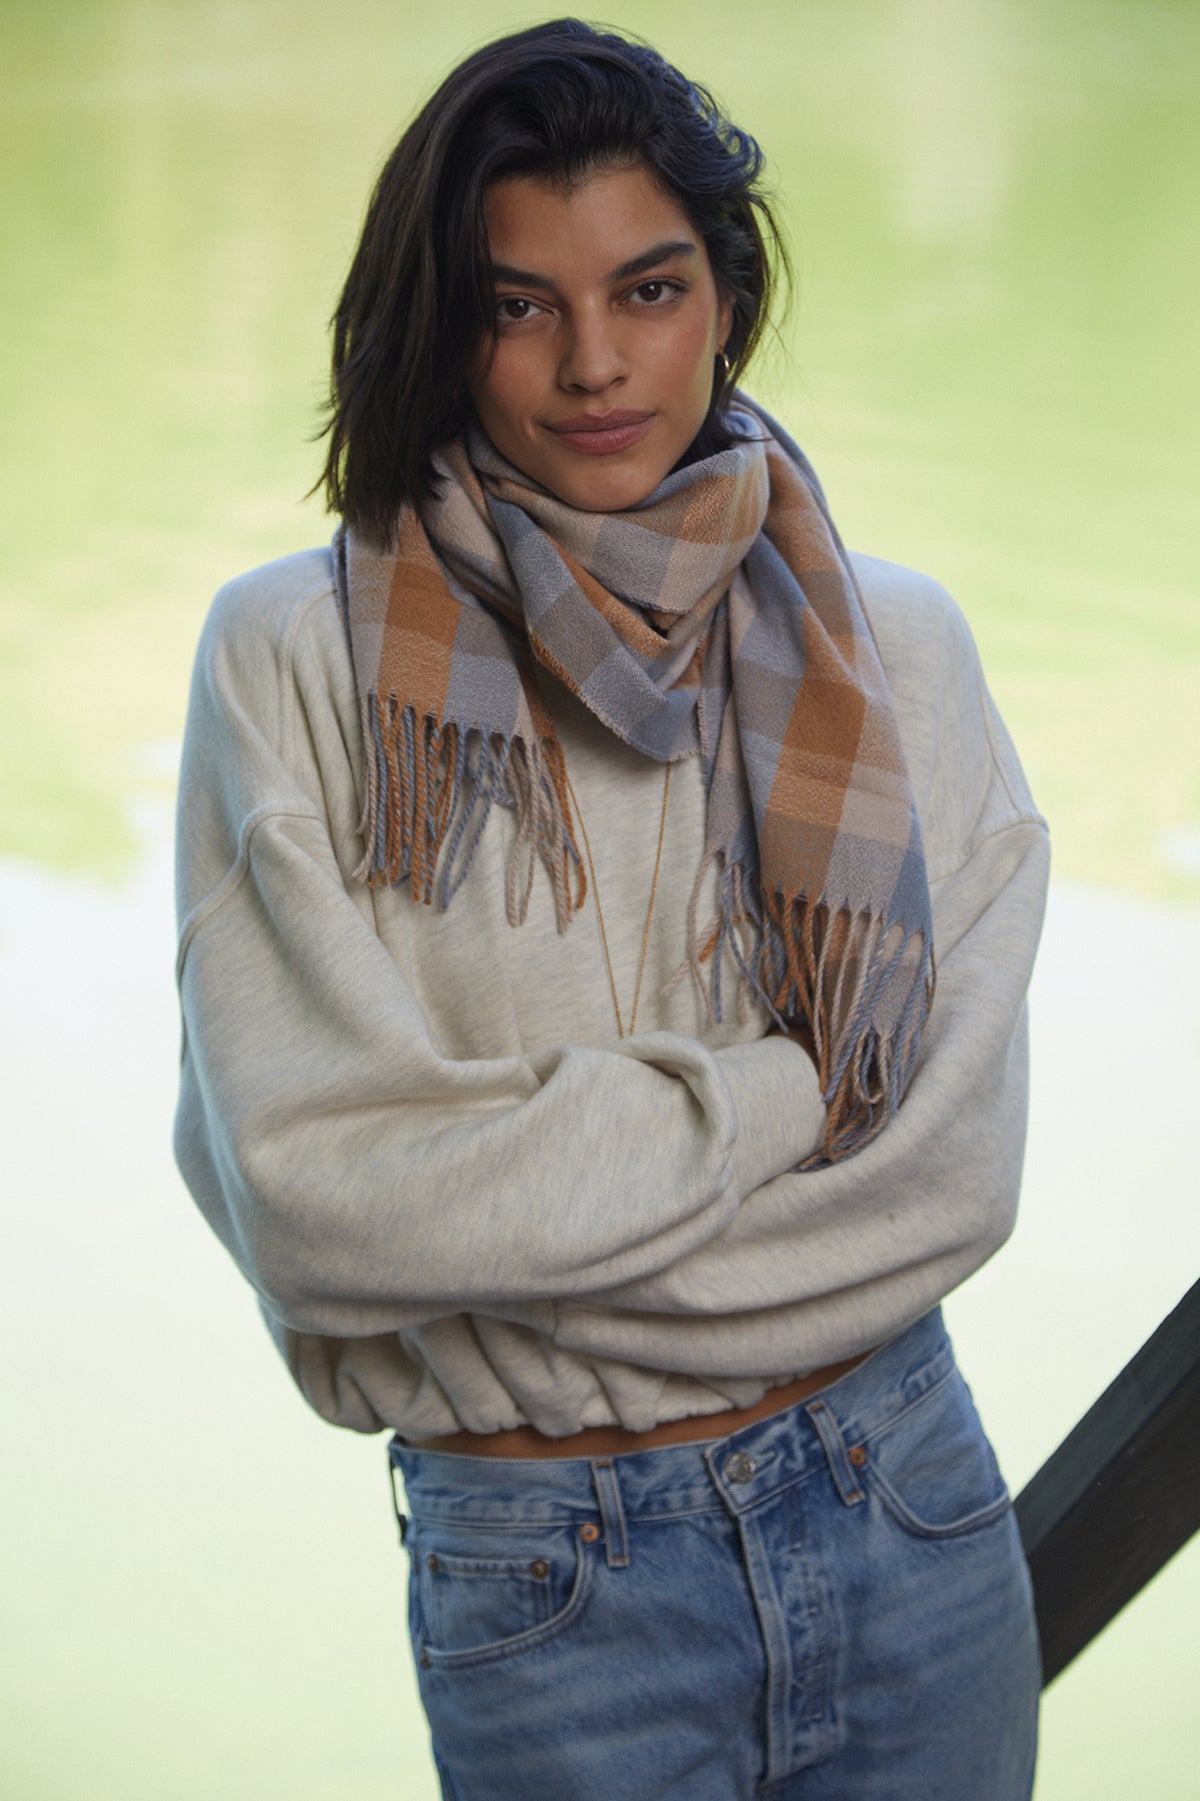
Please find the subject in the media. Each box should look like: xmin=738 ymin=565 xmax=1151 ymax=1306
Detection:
xmin=482 ymin=163 xmax=699 ymax=274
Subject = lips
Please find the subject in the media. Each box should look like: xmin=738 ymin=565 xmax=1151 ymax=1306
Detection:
xmin=545 ymin=411 xmax=654 ymax=455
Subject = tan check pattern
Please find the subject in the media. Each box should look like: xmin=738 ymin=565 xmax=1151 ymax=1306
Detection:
xmin=336 ymin=405 xmax=934 ymax=1160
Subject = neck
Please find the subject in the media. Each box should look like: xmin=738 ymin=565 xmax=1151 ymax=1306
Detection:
xmin=670 ymin=408 xmax=734 ymax=475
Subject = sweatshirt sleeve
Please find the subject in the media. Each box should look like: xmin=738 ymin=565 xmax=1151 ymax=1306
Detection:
xmin=553 ymin=581 xmax=1051 ymax=1354
xmin=173 ymin=565 xmax=824 ymax=1340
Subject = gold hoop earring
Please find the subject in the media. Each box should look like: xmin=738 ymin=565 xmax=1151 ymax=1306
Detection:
xmin=717 ymin=349 xmax=732 ymax=378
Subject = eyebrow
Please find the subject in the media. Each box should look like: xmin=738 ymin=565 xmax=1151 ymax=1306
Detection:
xmin=489 ymin=238 xmax=698 ymax=292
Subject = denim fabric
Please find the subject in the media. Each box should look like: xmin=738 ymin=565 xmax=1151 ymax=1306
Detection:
xmin=389 ymin=1309 xmax=1040 ymax=1799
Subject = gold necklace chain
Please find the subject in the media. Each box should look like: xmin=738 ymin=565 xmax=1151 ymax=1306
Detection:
xmin=565 ymin=761 xmax=672 ymax=1040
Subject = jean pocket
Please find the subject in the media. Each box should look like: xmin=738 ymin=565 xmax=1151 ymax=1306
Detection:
xmin=860 ymin=1368 xmax=1012 ymax=1540
xmin=410 ymin=1520 xmax=597 ymax=1670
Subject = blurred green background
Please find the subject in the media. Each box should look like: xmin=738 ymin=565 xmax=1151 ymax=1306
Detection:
xmin=1 ymin=2 xmax=1197 ymax=1798
xmin=4 ymin=0 xmax=1198 ymax=896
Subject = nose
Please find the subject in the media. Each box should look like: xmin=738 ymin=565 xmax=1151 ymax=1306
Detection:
xmin=557 ymin=308 xmax=627 ymax=393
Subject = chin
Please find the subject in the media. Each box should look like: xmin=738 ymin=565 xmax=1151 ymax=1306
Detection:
xmin=557 ymin=474 xmax=657 ymax=512
xmin=542 ymin=452 xmax=675 ymax=513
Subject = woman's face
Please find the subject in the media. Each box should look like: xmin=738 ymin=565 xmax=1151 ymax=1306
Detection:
xmin=468 ymin=162 xmax=733 ymax=512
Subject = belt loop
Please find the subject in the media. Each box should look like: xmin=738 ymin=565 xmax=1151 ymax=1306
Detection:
xmin=387 ymin=1449 xmax=409 ymax=1544
xmin=589 ymin=1458 xmax=630 ymax=1569
xmin=805 ymin=1398 xmax=866 ymax=1508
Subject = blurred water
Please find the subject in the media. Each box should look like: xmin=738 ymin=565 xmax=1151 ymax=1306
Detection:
xmin=2 ymin=808 xmax=1197 ymax=1799
xmin=3 ymin=0 xmax=1197 ymax=893
xmin=2 ymin=1 xmax=1197 ymax=1795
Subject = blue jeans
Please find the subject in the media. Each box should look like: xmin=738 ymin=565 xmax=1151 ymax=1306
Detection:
xmin=389 ymin=1309 xmax=1039 ymax=1799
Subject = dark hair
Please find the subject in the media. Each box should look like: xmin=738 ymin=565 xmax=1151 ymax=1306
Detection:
xmin=318 ymin=17 xmax=789 ymax=543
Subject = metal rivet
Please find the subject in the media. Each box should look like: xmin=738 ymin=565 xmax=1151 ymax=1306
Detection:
xmin=420 ymin=1649 xmax=431 ymax=1667
xmin=426 ymin=1553 xmax=440 ymax=1571
xmin=579 ymin=1521 xmax=601 ymax=1543
xmin=848 ymin=1446 xmax=868 ymax=1468
xmin=724 ymin=1451 xmax=756 ymax=1484
xmin=530 ymin=1558 xmax=549 ymax=1578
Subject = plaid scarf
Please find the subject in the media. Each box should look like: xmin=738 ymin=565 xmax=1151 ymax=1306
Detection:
xmin=335 ymin=403 xmax=934 ymax=1161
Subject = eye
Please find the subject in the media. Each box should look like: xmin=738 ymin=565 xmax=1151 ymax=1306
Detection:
xmin=631 ymin=279 xmax=683 ymax=306
xmin=495 ymin=296 xmax=540 ymax=323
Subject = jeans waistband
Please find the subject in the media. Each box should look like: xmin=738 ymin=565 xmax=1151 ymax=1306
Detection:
xmin=390 ymin=1307 xmax=953 ymax=1525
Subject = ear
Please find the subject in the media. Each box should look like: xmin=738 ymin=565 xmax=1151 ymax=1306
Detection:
xmin=716 ymin=289 xmax=735 ymax=357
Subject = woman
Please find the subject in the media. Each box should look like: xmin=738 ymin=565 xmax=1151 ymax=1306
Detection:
xmin=174 ymin=19 xmax=1048 ymax=1799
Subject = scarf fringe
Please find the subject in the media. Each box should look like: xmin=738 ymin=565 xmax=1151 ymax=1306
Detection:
xmin=340 ymin=412 xmax=935 ymax=1168
xmin=353 ymin=694 xmax=585 ymax=932
xmin=679 ymin=854 xmax=936 ymax=1164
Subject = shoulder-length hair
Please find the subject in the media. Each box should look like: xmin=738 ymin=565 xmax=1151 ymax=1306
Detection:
xmin=318 ymin=17 xmax=789 ymax=545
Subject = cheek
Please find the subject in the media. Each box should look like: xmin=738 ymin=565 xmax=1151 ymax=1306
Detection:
xmin=655 ymin=320 xmax=720 ymax=425
xmin=658 ymin=310 xmax=720 ymax=402
xmin=469 ymin=345 xmax=536 ymax=434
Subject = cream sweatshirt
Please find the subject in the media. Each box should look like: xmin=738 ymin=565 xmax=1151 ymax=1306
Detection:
xmin=174 ymin=543 xmax=1049 ymax=1438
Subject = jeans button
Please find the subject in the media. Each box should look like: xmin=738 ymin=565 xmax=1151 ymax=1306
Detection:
xmin=724 ymin=1451 xmax=756 ymax=1484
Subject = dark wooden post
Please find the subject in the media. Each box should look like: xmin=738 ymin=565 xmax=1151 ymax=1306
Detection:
xmin=1014 ymin=1277 xmax=1200 ymax=1685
